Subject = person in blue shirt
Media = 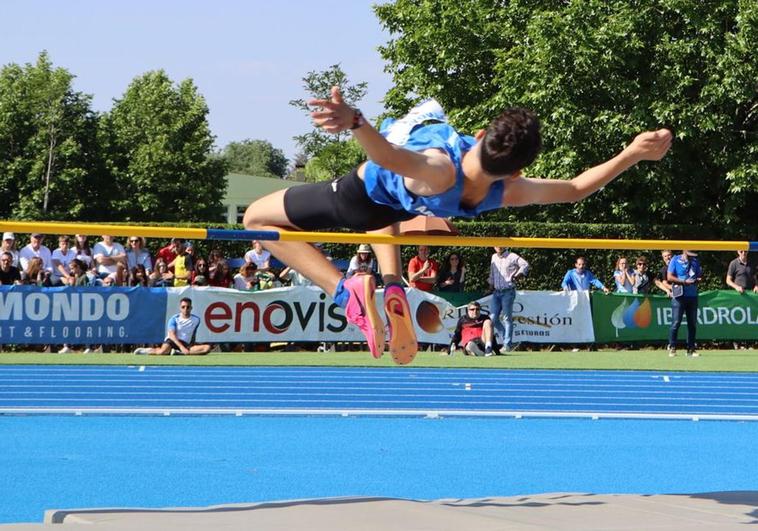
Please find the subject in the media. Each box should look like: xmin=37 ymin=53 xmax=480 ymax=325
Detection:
xmin=666 ymin=250 xmax=703 ymax=357
xmin=243 ymin=87 xmax=672 ymax=364
xmin=561 ymin=257 xmax=610 ymax=293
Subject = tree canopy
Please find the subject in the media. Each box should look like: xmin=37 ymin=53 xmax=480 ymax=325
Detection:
xmin=0 ymin=52 xmax=105 ymax=220
xmin=374 ymin=0 xmax=757 ymax=231
xmin=218 ymin=139 xmax=288 ymax=178
xmin=99 ymin=70 xmax=226 ymax=222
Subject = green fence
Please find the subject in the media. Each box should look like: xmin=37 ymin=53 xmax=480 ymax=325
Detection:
xmin=592 ymin=291 xmax=758 ymax=342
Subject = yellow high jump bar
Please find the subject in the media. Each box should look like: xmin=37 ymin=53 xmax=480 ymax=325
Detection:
xmin=0 ymin=220 xmax=755 ymax=252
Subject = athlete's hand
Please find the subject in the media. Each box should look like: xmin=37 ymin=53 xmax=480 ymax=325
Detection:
xmin=309 ymin=86 xmax=355 ymax=134
xmin=626 ymin=129 xmax=673 ymax=162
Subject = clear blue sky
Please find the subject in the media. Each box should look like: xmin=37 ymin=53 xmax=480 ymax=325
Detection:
xmin=0 ymin=0 xmax=394 ymax=161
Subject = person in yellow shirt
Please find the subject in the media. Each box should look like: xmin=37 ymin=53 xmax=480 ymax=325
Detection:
xmin=169 ymin=241 xmax=193 ymax=287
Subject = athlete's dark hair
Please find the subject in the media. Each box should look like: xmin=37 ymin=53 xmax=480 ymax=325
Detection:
xmin=479 ymin=108 xmax=542 ymax=176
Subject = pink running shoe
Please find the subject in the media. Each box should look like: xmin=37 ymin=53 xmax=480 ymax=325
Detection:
xmin=383 ymin=284 xmax=418 ymax=365
xmin=344 ymin=274 xmax=385 ymax=358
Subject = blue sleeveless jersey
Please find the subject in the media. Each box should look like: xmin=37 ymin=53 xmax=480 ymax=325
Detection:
xmin=362 ymin=119 xmax=505 ymax=219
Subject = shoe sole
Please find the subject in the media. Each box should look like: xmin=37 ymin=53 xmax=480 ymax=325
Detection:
xmin=348 ymin=275 xmax=385 ymax=358
xmin=384 ymin=289 xmax=418 ymax=365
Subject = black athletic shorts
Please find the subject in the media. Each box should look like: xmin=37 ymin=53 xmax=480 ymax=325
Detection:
xmin=283 ymin=169 xmax=416 ymax=232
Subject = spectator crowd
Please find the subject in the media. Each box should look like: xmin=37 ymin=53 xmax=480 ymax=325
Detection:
xmin=1 ymin=231 xmax=756 ymax=356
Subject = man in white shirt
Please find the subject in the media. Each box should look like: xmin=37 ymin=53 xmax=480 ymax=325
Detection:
xmin=93 ymin=235 xmax=127 ymax=279
xmin=488 ymin=247 xmax=530 ymax=353
xmin=244 ymin=240 xmax=271 ymax=271
xmin=19 ymin=233 xmax=53 ymax=273
xmin=51 ymin=235 xmax=77 ymax=285
xmin=134 ymin=298 xmax=211 ymax=355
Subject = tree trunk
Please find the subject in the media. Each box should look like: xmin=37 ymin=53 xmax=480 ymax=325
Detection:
xmin=43 ymin=123 xmax=57 ymax=215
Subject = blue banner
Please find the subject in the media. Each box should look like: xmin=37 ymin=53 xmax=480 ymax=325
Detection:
xmin=0 ymin=286 xmax=167 ymax=345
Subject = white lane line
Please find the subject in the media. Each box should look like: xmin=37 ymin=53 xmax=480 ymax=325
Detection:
xmin=2 ymin=406 xmax=758 ymax=421
xmin=2 ymin=397 xmax=757 ymax=409
xmin=0 ymin=382 xmax=758 ymax=401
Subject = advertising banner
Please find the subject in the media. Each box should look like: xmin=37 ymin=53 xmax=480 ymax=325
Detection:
xmin=592 ymin=291 xmax=758 ymax=342
xmin=165 ymin=287 xmax=594 ymax=345
xmin=0 ymin=285 xmax=167 ymax=344
xmin=476 ymin=290 xmax=595 ymax=344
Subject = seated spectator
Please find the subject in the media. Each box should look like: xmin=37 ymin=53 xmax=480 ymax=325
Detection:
xmin=254 ymin=268 xmax=277 ymax=290
xmin=74 ymin=234 xmax=96 ymax=276
xmin=613 ymin=256 xmax=634 ymax=293
xmin=169 ymin=240 xmax=193 ymax=287
xmin=102 ymin=262 xmax=127 ymax=287
xmin=632 ymin=256 xmax=653 ymax=294
xmin=129 ymin=264 xmax=149 ymax=287
xmin=208 ymin=249 xmax=225 ymax=276
xmin=67 ymin=259 xmax=90 ymax=286
xmin=19 ymin=233 xmax=52 ymax=273
xmin=726 ymin=250 xmax=758 ymax=294
xmin=436 ymin=252 xmax=466 ymax=292
xmin=23 ymin=257 xmax=52 ymax=286
xmin=346 ymin=244 xmax=377 ymax=278
xmin=126 ymin=236 xmax=153 ymax=275
xmin=1 ymin=232 xmax=19 ymax=268
xmin=133 ymin=298 xmax=211 ymax=355
xmin=208 ymin=260 xmax=233 ymax=288
xmin=51 ymin=235 xmax=77 ymax=286
xmin=191 ymin=258 xmax=210 ymax=286
xmin=449 ymin=301 xmax=494 ymax=356
xmin=244 ymin=240 xmax=271 ymax=271
xmin=93 ymin=235 xmax=126 ymax=280
xmin=279 ymin=265 xmax=313 ymax=287
xmin=561 ymin=256 xmax=610 ymax=293
xmin=148 ymin=258 xmax=174 ymax=287
xmin=156 ymin=238 xmax=181 ymax=271
xmin=0 ymin=251 xmax=22 ymax=285
xmin=233 ymin=262 xmax=259 ymax=290
xmin=407 ymin=245 xmax=439 ymax=292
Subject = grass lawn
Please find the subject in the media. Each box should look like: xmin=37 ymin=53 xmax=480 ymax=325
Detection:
xmin=1 ymin=348 xmax=756 ymax=372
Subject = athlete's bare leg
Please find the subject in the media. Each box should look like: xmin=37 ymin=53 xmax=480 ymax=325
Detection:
xmin=243 ymin=189 xmax=343 ymax=295
xmin=367 ymin=223 xmax=404 ymax=286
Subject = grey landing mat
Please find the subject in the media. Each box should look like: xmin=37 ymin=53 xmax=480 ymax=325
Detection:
xmin=2 ymin=492 xmax=757 ymax=530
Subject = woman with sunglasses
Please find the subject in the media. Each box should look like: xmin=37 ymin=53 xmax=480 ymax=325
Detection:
xmin=126 ymin=236 xmax=153 ymax=275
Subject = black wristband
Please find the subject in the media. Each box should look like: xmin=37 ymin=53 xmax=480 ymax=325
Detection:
xmin=350 ymin=108 xmax=366 ymax=130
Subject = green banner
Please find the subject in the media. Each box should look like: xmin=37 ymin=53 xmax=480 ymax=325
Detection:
xmin=592 ymin=290 xmax=758 ymax=342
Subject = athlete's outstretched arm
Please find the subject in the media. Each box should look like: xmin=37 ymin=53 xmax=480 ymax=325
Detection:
xmin=502 ymin=129 xmax=673 ymax=207
xmin=309 ymin=87 xmax=454 ymax=190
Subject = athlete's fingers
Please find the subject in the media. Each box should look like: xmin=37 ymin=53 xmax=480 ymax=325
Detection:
xmin=331 ymin=86 xmax=344 ymax=104
xmin=307 ymin=98 xmax=340 ymax=110
xmin=310 ymin=109 xmax=339 ymax=120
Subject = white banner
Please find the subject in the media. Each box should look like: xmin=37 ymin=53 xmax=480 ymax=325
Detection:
xmin=472 ymin=290 xmax=595 ymax=344
xmin=164 ymin=287 xmax=593 ymax=344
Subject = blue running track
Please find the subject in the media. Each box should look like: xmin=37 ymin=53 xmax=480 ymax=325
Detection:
xmin=1 ymin=365 xmax=758 ymax=420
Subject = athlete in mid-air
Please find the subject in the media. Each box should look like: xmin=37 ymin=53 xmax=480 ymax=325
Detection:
xmin=244 ymin=87 xmax=672 ymax=365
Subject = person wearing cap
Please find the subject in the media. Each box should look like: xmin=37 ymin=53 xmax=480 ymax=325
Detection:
xmin=347 ymin=244 xmax=377 ymax=279
xmin=667 ymin=250 xmax=703 ymax=357
xmin=19 ymin=233 xmax=52 ymax=273
xmin=449 ymin=301 xmax=495 ymax=356
xmin=1 ymin=233 xmax=19 ymax=268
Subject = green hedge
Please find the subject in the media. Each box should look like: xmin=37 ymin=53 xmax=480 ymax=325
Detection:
xmin=13 ymin=221 xmax=748 ymax=292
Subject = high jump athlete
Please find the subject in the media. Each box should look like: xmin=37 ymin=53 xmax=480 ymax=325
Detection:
xmin=244 ymin=87 xmax=672 ymax=364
